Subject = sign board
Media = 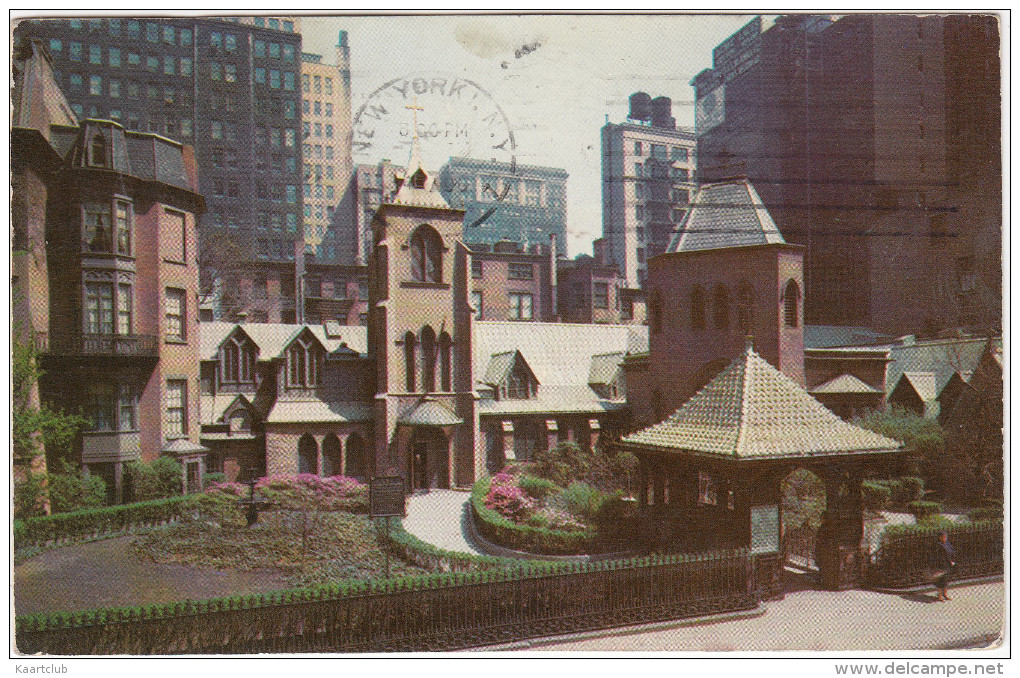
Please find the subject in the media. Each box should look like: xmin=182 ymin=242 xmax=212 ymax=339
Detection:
xmin=695 ymin=85 xmax=725 ymax=136
xmin=712 ymin=16 xmax=762 ymax=83
xmin=750 ymin=504 xmax=780 ymax=554
xmin=370 ymin=476 xmax=406 ymax=518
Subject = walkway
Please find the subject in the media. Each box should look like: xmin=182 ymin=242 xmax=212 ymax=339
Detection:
xmin=402 ymin=489 xmax=489 ymax=556
xmin=504 ymin=573 xmax=1004 ymax=652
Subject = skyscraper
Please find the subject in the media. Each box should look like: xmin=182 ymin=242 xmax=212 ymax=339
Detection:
xmin=14 ymin=17 xmax=306 ymax=311
xmin=601 ymin=94 xmax=698 ymax=288
xmin=692 ymin=14 xmax=1001 ymax=334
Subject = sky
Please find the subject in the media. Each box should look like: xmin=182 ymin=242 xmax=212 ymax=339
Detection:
xmin=299 ymin=14 xmax=762 ymax=257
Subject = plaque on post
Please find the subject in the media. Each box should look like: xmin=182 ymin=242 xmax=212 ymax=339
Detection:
xmin=370 ymin=475 xmax=406 ymax=518
xmin=370 ymin=475 xmax=405 ymax=579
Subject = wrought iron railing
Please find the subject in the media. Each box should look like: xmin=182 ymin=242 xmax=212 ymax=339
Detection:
xmin=16 ymin=549 xmax=758 ymax=654
xmin=45 ymin=333 xmax=159 ymax=358
xmin=866 ymin=521 xmax=1003 ymax=589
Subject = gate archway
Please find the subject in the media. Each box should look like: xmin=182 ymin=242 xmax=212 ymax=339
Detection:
xmin=782 ymin=467 xmax=827 ymax=572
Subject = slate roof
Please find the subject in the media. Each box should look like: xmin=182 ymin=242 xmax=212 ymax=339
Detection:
xmin=200 ymin=393 xmax=249 ymax=426
xmin=265 ymin=400 xmax=373 ymax=424
xmin=810 ymin=373 xmax=883 ymax=395
xmin=588 ymin=352 xmax=625 ymax=386
xmin=899 ymin=372 xmax=939 ymax=402
xmin=804 ymin=325 xmax=897 ymax=349
xmin=163 ymin=438 xmax=209 ymax=455
xmin=200 ymin=322 xmax=368 ymax=361
xmin=398 ymin=398 xmax=462 ymax=426
xmin=482 ymin=351 xmax=519 ymax=386
xmin=883 ymin=337 xmax=991 ymax=400
xmin=667 ymin=180 xmax=786 ymax=253
xmin=622 ymin=340 xmax=900 ymax=459
xmin=473 ymin=321 xmax=647 ymax=416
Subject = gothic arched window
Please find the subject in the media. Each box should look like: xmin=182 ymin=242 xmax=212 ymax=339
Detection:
xmin=784 ymin=279 xmax=801 ymax=327
xmin=286 ymin=335 xmax=321 ymax=388
xmin=713 ymin=284 xmax=730 ymax=330
xmin=439 ymin=331 xmax=452 ymax=392
xmin=690 ymin=285 xmax=706 ymax=330
xmin=420 ymin=325 xmax=437 ymax=392
xmin=404 ymin=331 xmax=417 ymax=392
xmin=409 ymin=225 xmax=443 ymax=283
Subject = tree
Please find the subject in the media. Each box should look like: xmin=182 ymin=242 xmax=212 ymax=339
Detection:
xmin=197 ymin=229 xmax=254 ymax=320
xmin=12 ymin=325 xmax=87 ymax=517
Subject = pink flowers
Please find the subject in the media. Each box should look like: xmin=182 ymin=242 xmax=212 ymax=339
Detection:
xmin=206 ymin=474 xmax=368 ymax=512
xmin=484 ymin=470 xmax=536 ymax=521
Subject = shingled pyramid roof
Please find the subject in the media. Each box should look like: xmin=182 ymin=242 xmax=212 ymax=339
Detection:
xmin=622 ymin=339 xmax=901 ymax=459
xmin=667 ymin=179 xmax=786 ymax=253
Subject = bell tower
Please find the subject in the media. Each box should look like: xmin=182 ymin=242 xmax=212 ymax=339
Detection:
xmin=367 ymin=104 xmax=478 ymax=491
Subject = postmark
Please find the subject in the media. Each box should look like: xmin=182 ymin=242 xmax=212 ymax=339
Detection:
xmin=351 ymin=71 xmax=518 ymax=227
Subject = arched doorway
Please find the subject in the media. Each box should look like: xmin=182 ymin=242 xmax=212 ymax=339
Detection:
xmin=298 ymin=434 xmax=318 ymax=475
xmin=408 ymin=428 xmax=450 ymax=491
xmin=322 ymin=434 xmax=342 ymax=476
xmin=345 ymin=433 xmax=368 ymax=480
xmin=782 ymin=467 xmax=827 ymax=573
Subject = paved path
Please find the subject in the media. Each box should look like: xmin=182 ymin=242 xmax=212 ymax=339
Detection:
xmin=402 ymin=489 xmax=489 ymax=556
xmin=513 ymin=574 xmax=1004 ymax=652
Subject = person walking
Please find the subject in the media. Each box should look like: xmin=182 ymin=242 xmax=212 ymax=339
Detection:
xmin=934 ymin=531 xmax=957 ymax=601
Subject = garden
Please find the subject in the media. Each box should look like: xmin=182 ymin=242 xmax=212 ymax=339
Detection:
xmin=471 ymin=441 xmax=640 ymax=555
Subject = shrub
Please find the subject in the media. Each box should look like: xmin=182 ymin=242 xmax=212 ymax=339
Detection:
xmin=253 ymin=474 xmax=368 ymax=513
xmin=559 ymin=481 xmax=606 ymax=521
xmin=966 ymin=506 xmax=1003 ymax=523
xmin=918 ymin=515 xmax=955 ymax=529
xmin=528 ymin=442 xmax=613 ymax=489
xmin=517 ymin=474 xmax=561 ymax=500
xmin=907 ymin=500 xmax=942 ymax=521
xmin=185 ymin=490 xmax=246 ymax=527
xmin=483 ymin=471 xmax=534 ymax=521
xmin=202 ymin=472 xmax=227 ymax=486
xmin=47 ymin=460 xmax=107 ymax=513
xmin=898 ymin=476 xmax=925 ymax=503
xmin=862 ymin=481 xmax=892 ymax=512
xmin=13 ymin=496 xmax=190 ymax=548
xmin=13 ymin=472 xmax=48 ymax=519
xmin=127 ymin=457 xmax=183 ymax=501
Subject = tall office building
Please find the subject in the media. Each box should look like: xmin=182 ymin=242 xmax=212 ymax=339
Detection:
xmin=300 ymin=30 xmax=353 ymax=263
xmin=601 ymin=94 xmax=698 ymax=288
xmin=13 ymin=17 xmax=306 ymax=307
xmin=437 ymin=157 xmax=568 ymax=253
xmin=692 ymin=14 xmax=1001 ymax=334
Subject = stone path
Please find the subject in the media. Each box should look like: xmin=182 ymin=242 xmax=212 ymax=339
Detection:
xmin=510 ymin=573 xmax=1004 ymax=652
xmin=402 ymin=489 xmax=489 ymax=556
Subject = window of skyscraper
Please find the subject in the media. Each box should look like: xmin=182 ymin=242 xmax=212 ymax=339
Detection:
xmin=163 ymin=26 xmax=174 ymax=44
xmin=269 ymin=42 xmax=280 ymax=59
xmin=269 ymin=18 xmax=280 ymax=30
xmin=164 ymin=56 xmax=174 ymax=75
xmin=270 ymin=70 xmax=280 ymax=88
xmin=255 ymin=40 xmax=266 ymax=58
xmin=283 ymin=72 xmax=295 ymax=90
xmin=225 ymin=34 xmax=237 ymax=52
xmin=109 ymin=80 xmax=120 ymax=97
xmin=180 ymin=57 xmax=192 ymax=76
xmin=146 ymin=23 xmax=158 ymax=42
xmin=255 ymin=67 xmax=266 ymax=84
xmin=210 ymin=62 xmax=221 ymax=80
xmin=671 ymin=147 xmax=688 ymax=162
xmin=225 ymin=64 xmax=236 ymax=82
xmin=127 ymin=20 xmax=140 ymax=38
xmin=634 ymin=141 xmax=642 ymax=155
xmin=147 ymin=56 xmax=158 ymax=72
xmin=109 ymin=19 xmax=120 ymax=35
xmin=69 ymin=19 xmax=82 ymax=29
xmin=286 ymin=185 xmax=297 ymax=203
xmin=180 ymin=28 xmax=191 ymax=46
xmin=284 ymin=100 xmax=295 ymax=119
xmin=284 ymin=20 xmax=294 ymax=32
xmin=325 ymin=103 xmax=333 ymax=116
xmin=69 ymin=42 xmax=82 ymax=60
xmin=210 ymin=31 xmax=222 ymax=49
xmin=89 ymin=75 xmax=102 ymax=95
xmin=254 ymin=17 xmax=265 ymax=27
xmin=324 ymin=78 xmax=332 ymax=95
xmin=89 ymin=45 xmax=102 ymax=64
xmin=302 ymin=74 xmax=310 ymax=92
xmin=128 ymin=52 xmax=140 ymax=66
xmin=283 ymin=44 xmax=294 ymax=62
xmin=49 ymin=38 xmax=62 ymax=53
xmin=109 ymin=47 xmax=120 ymax=67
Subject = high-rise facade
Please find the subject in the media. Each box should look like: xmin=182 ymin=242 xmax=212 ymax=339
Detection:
xmin=692 ymin=14 xmax=1001 ymax=335
xmin=300 ymin=31 xmax=353 ymax=262
xmin=601 ymin=94 xmax=698 ymax=288
xmin=13 ymin=17 xmax=306 ymax=307
xmin=437 ymin=157 xmax=568 ymax=253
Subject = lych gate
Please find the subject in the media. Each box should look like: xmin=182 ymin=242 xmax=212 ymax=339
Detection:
xmin=621 ymin=339 xmax=904 ymax=595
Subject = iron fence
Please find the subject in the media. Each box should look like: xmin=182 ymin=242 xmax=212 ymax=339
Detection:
xmin=17 ymin=550 xmax=758 ymax=654
xmin=866 ymin=521 xmax=1003 ymax=589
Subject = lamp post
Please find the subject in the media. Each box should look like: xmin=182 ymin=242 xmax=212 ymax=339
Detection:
xmin=237 ymin=467 xmax=270 ymax=526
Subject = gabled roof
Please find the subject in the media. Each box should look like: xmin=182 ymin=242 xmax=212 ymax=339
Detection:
xmin=884 ymin=336 xmax=991 ymax=400
xmin=398 ymin=397 xmax=463 ymax=427
xmin=588 ymin=352 xmax=625 ymax=386
xmin=810 ymin=373 xmax=883 ymax=395
xmin=200 ymin=322 xmax=368 ymax=361
xmin=898 ymin=372 xmax=939 ymax=402
xmin=481 ymin=350 xmax=538 ymax=388
xmin=667 ymin=179 xmax=786 ymax=253
xmin=199 ymin=392 xmax=256 ymax=426
xmin=623 ymin=340 xmax=900 ymax=459
xmin=389 ymin=139 xmax=452 ymax=209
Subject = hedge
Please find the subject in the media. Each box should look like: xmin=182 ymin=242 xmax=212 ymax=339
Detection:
xmin=13 ymin=496 xmax=190 ymax=548
xmin=907 ymin=500 xmax=942 ymax=521
xmin=470 ymin=476 xmax=603 ymax=555
xmin=882 ymin=518 xmax=1001 ymax=541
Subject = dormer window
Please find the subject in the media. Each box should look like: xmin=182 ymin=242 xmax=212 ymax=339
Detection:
xmin=410 ymin=224 xmax=443 ymax=283
xmin=485 ymin=350 xmax=538 ymax=401
xmin=286 ymin=334 xmax=322 ymax=388
xmin=90 ymin=133 xmax=108 ymax=167
xmin=410 ymin=167 xmax=427 ymax=189
xmin=220 ymin=334 xmax=256 ymax=386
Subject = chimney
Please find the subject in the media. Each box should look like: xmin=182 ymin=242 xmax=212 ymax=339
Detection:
xmin=549 ymin=232 xmax=558 ymax=320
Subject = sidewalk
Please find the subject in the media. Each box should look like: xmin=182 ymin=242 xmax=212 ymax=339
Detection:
xmin=511 ymin=574 xmax=1004 ymax=652
xmin=402 ymin=489 xmax=489 ymax=556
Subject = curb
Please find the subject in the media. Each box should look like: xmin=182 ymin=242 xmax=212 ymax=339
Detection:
xmin=866 ymin=574 xmax=1004 ymax=595
xmin=469 ymin=603 xmax=769 ymax=651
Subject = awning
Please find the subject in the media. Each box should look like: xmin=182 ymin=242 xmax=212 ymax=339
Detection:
xmin=398 ymin=397 xmax=463 ymax=427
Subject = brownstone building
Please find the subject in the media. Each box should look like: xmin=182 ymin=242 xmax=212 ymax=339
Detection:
xmin=13 ymin=39 xmax=207 ymax=501
xmin=467 ymin=239 xmax=558 ymax=323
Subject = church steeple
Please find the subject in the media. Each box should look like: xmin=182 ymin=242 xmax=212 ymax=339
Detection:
xmin=390 ymin=96 xmax=450 ymax=209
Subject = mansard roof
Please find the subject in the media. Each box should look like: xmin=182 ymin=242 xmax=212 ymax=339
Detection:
xmin=667 ymin=179 xmax=786 ymax=253
xmin=623 ymin=339 xmax=900 ymax=460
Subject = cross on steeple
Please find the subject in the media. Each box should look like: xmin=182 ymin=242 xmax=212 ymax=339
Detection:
xmin=406 ymin=97 xmax=424 ymax=139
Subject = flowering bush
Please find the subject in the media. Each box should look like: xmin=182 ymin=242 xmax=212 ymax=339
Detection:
xmin=253 ymin=474 xmax=368 ymax=513
xmin=484 ymin=470 xmax=535 ymax=521
xmin=532 ymin=506 xmax=587 ymax=532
